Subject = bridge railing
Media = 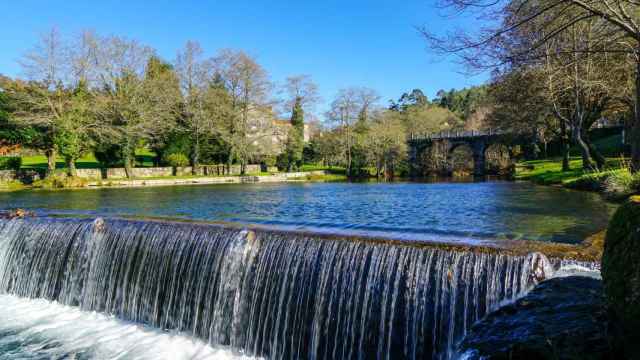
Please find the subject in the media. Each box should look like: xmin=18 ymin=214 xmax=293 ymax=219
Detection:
xmin=409 ymin=129 xmax=504 ymax=141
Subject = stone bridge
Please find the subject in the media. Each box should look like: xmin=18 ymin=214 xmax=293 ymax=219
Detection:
xmin=408 ymin=130 xmax=524 ymax=177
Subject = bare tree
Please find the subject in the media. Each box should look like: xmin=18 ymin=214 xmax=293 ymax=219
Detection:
xmin=352 ymin=87 xmax=381 ymax=133
xmin=364 ymin=110 xmax=407 ymax=179
xmin=326 ymin=88 xmax=362 ymax=176
xmin=93 ymin=35 xmax=179 ymax=178
xmin=175 ymin=41 xmax=211 ymax=173
xmin=283 ymin=74 xmax=320 ymax=113
xmin=424 ymin=0 xmax=640 ymax=170
xmin=211 ymin=49 xmax=274 ymax=173
xmin=14 ymin=27 xmax=67 ymax=175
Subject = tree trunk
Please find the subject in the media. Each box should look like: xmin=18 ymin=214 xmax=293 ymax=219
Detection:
xmin=192 ymin=135 xmax=200 ymax=175
xmin=632 ymin=56 xmax=640 ymax=172
xmin=65 ymin=157 xmax=77 ymax=177
xmin=574 ymin=129 xmax=595 ymax=170
xmin=45 ymin=148 xmax=56 ymax=177
xmin=123 ymin=150 xmax=134 ymax=179
xmin=560 ymin=121 xmax=571 ymax=172
xmin=584 ymin=134 xmax=606 ymax=169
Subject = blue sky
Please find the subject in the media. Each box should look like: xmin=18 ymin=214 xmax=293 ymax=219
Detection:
xmin=0 ymin=0 xmax=489 ymax=115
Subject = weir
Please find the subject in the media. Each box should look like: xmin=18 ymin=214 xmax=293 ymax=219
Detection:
xmin=0 ymin=217 xmax=558 ymax=359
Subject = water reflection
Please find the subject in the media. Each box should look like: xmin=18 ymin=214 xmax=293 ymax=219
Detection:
xmin=0 ymin=181 xmax=615 ymax=244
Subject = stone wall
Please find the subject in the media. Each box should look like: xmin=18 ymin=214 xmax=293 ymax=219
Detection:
xmin=2 ymin=164 xmax=266 ymax=182
xmin=1 ymin=170 xmax=42 ymax=184
xmin=0 ymin=170 xmax=16 ymax=182
xmin=106 ymin=167 xmax=174 ymax=179
xmin=75 ymin=169 xmax=103 ymax=180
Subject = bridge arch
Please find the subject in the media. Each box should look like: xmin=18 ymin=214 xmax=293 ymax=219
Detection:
xmin=449 ymin=143 xmax=475 ymax=176
xmin=484 ymin=143 xmax=513 ymax=175
xmin=408 ymin=131 xmax=523 ymax=177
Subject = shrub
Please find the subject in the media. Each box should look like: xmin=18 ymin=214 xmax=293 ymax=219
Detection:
xmin=164 ymin=153 xmax=189 ymax=168
xmin=565 ymin=171 xmax=610 ymax=191
xmin=0 ymin=180 xmax=25 ymax=191
xmin=604 ymin=170 xmax=635 ymax=198
xmin=0 ymin=156 xmax=22 ymax=171
xmin=32 ymin=174 xmax=88 ymax=189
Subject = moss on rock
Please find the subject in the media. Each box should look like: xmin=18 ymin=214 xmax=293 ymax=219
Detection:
xmin=602 ymin=195 xmax=640 ymax=358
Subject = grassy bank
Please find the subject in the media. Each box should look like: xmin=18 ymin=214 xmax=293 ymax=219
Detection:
xmin=516 ymin=157 xmax=640 ymax=199
xmin=19 ymin=149 xmax=156 ymax=170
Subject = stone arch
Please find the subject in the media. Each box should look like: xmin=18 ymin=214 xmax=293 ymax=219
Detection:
xmin=484 ymin=143 xmax=513 ymax=175
xmin=449 ymin=143 xmax=475 ymax=176
xmin=419 ymin=141 xmax=450 ymax=176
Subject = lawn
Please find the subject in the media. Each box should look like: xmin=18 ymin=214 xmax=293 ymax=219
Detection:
xmin=516 ymin=157 xmax=626 ymax=185
xmin=517 ymin=133 xmax=628 ymax=185
xmin=20 ymin=149 xmax=157 ymax=170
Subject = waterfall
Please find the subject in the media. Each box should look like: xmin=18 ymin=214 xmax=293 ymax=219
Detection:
xmin=0 ymin=217 xmax=547 ymax=360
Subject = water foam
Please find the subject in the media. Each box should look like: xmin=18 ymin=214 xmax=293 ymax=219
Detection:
xmin=0 ymin=294 xmax=258 ymax=359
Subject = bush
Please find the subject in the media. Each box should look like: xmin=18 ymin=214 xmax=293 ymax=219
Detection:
xmin=602 ymin=196 xmax=640 ymax=358
xmin=32 ymin=174 xmax=88 ymax=189
xmin=565 ymin=170 xmax=616 ymax=192
xmin=0 ymin=180 xmax=25 ymax=191
xmin=0 ymin=156 xmax=22 ymax=171
xmin=604 ymin=170 xmax=634 ymax=197
xmin=164 ymin=153 xmax=189 ymax=168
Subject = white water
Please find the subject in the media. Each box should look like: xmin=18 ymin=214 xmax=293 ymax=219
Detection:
xmin=0 ymin=217 xmax=558 ymax=359
xmin=0 ymin=294 xmax=258 ymax=359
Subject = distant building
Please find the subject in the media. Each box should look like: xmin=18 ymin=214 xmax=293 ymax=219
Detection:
xmin=246 ymin=107 xmax=311 ymax=157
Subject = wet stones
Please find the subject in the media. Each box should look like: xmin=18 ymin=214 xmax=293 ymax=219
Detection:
xmin=457 ymin=276 xmax=610 ymax=360
xmin=93 ymin=217 xmax=106 ymax=233
xmin=602 ymin=195 xmax=640 ymax=359
xmin=0 ymin=208 xmax=35 ymax=219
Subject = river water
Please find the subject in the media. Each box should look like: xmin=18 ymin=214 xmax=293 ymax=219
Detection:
xmin=0 ymin=180 xmax=613 ymax=359
xmin=0 ymin=180 xmax=615 ymax=244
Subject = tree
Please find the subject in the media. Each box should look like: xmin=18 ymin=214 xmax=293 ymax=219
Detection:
xmin=280 ymin=75 xmax=319 ymax=171
xmin=354 ymin=87 xmax=380 ymax=134
xmin=326 ymin=88 xmax=361 ymax=176
xmin=281 ymin=98 xmax=305 ymax=170
xmin=403 ymin=105 xmax=461 ymax=137
xmin=11 ymin=27 xmax=67 ymax=176
xmin=92 ymin=36 xmax=178 ymax=178
xmin=363 ymin=110 xmax=407 ymax=179
xmin=212 ymin=49 xmax=274 ymax=173
xmin=174 ymin=41 xmax=217 ymax=173
xmin=424 ymin=0 xmax=640 ymax=171
xmin=390 ymin=89 xmax=429 ymax=111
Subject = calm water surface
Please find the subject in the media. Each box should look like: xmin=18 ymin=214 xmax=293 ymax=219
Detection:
xmin=0 ymin=181 xmax=614 ymax=244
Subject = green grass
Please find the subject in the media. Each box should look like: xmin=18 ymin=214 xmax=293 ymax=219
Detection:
xmin=516 ymin=156 xmax=626 ymax=186
xmin=20 ymin=150 xmax=157 ymax=170
xmin=300 ymin=164 xmax=347 ymax=174
xmin=0 ymin=180 xmax=26 ymax=192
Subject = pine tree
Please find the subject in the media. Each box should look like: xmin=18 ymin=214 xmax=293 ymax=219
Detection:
xmin=284 ymin=97 xmax=305 ymax=171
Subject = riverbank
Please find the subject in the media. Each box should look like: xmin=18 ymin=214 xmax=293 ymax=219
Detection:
xmin=0 ymin=170 xmax=346 ymax=191
xmin=85 ymin=171 xmax=345 ymax=188
xmin=515 ymin=157 xmax=638 ymax=199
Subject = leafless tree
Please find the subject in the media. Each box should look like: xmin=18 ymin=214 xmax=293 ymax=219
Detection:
xmin=326 ymin=88 xmax=362 ymax=175
xmin=423 ymin=0 xmax=640 ymax=170
xmin=283 ymin=74 xmax=320 ymax=113
xmin=211 ymin=49 xmax=274 ymax=173
xmin=92 ymin=35 xmax=179 ymax=177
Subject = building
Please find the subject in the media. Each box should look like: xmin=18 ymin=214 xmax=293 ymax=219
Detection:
xmin=246 ymin=107 xmax=311 ymax=157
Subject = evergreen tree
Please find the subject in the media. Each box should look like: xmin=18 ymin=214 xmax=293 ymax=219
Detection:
xmin=283 ymin=97 xmax=305 ymax=171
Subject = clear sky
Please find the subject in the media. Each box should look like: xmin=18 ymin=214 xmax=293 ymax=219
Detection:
xmin=0 ymin=0 xmax=489 ymax=115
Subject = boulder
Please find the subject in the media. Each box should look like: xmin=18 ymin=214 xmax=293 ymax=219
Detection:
xmin=602 ymin=195 xmax=640 ymax=358
xmin=457 ymin=276 xmax=610 ymax=359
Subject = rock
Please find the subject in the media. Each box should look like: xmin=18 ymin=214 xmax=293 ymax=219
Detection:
xmin=602 ymin=195 xmax=640 ymax=358
xmin=0 ymin=209 xmax=35 ymax=219
xmin=457 ymin=276 xmax=611 ymax=360
xmin=93 ymin=217 xmax=106 ymax=233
